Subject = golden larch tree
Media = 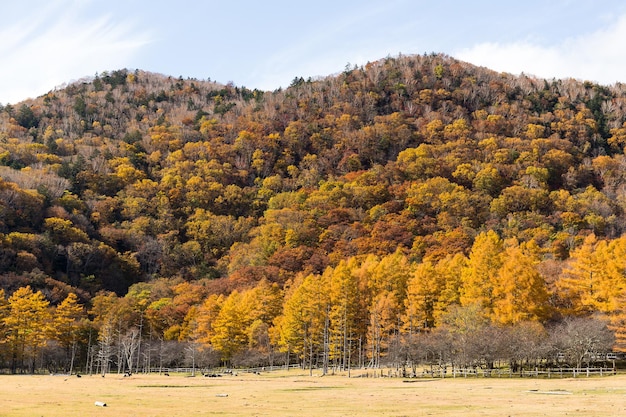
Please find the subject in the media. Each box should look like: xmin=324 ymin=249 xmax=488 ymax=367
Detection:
xmin=557 ymin=234 xmax=622 ymax=315
xmin=4 ymin=286 xmax=51 ymax=373
xmin=210 ymin=290 xmax=248 ymax=362
xmin=52 ymin=293 xmax=86 ymax=374
xmin=194 ymin=294 xmax=224 ymax=347
xmin=433 ymin=253 xmax=467 ymax=325
xmin=491 ymin=240 xmax=550 ymax=324
xmin=277 ymin=273 xmax=330 ymax=373
xmin=460 ymin=230 xmax=504 ymax=314
xmin=328 ymin=259 xmax=366 ymax=371
xmin=404 ymin=261 xmax=439 ymax=332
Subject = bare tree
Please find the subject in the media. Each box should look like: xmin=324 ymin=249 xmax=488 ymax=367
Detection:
xmin=549 ymin=316 xmax=615 ymax=368
xmin=121 ymin=328 xmax=140 ymax=374
xmin=503 ymin=321 xmax=549 ymax=372
xmin=97 ymin=320 xmax=114 ymax=376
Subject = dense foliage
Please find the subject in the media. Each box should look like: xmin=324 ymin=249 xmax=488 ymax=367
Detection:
xmin=0 ymin=54 xmax=624 ymax=373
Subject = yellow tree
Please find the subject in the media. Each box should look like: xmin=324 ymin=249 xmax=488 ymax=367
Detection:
xmin=593 ymin=237 xmax=626 ymax=313
xmin=241 ymin=279 xmax=284 ymax=327
xmin=367 ymin=291 xmax=398 ymax=368
xmin=603 ymin=237 xmax=626 ymax=351
xmin=558 ymin=235 xmax=626 ymax=349
xmin=52 ymin=293 xmax=86 ymax=374
xmin=239 ymin=280 xmax=283 ymax=359
xmin=328 ymin=259 xmax=366 ymax=371
xmin=460 ymin=230 xmax=504 ymax=315
xmin=205 ymin=280 xmax=282 ymax=361
xmin=277 ymin=273 xmax=330 ymax=373
xmin=433 ymin=253 xmax=467 ymax=325
xmin=210 ymin=291 xmax=248 ymax=363
xmin=4 ymin=286 xmax=51 ymax=373
xmin=556 ymin=234 xmax=611 ymax=315
xmin=491 ymin=240 xmax=550 ymax=325
xmin=0 ymin=289 xmax=8 ymax=359
xmin=362 ymin=251 xmax=412 ymax=366
xmin=277 ymin=278 xmax=310 ymax=364
xmin=404 ymin=261 xmax=439 ymax=333
xmin=194 ymin=294 xmax=224 ymax=348
xmin=366 ymin=250 xmax=412 ymax=309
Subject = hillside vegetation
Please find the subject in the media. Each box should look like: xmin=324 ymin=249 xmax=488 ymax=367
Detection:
xmin=0 ymin=54 xmax=625 ymax=372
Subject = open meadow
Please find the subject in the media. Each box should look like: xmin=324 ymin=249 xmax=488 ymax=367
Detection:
xmin=0 ymin=370 xmax=625 ymax=417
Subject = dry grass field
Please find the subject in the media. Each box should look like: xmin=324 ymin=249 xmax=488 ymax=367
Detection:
xmin=0 ymin=370 xmax=624 ymax=416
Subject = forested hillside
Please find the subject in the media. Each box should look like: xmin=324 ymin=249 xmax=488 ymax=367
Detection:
xmin=0 ymin=54 xmax=624 ymax=373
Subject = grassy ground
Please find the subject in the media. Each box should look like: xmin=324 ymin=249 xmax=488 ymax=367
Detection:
xmin=0 ymin=370 xmax=625 ymax=416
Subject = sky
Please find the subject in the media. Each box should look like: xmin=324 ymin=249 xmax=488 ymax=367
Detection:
xmin=2 ymin=0 xmax=626 ymax=104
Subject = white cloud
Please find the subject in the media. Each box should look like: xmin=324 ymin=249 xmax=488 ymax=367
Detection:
xmin=0 ymin=1 xmax=151 ymax=104
xmin=454 ymin=14 xmax=626 ymax=85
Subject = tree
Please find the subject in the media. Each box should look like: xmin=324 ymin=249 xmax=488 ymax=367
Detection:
xmin=277 ymin=273 xmax=330 ymax=373
xmin=194 ymin=294 xmax=224 ymax=347
xmin=88 ymin=291 xmax=139 ymax=375
xmin=549 ymin=316 xmax=615 ymax=368
xmin=366 ymin=250 xmax=411 ymax=308
xmin=367 ymin=290 xmax=399 ymax=367
xmin=328 ymin=260 xmax=365 ymax=371
xmin=51 ymin=293 xmax=86 ymax=374
xmin=4 ymin=286 xmax=51 ymax=373
xmin=557 ymin=235 xmax=613 ymax=315
xmin=363 ymin=251 xmax=412 ymax=367
xmin=460 ymin=230 xmax=504 ymax=314
xmin=210 ymin=291 xmax=248 ymax=363
xmin=432 ymin=253 xmax=466 ymax=325
xmin=0 ymin=289 xmax=9 ymax=362
xmin=15 ymin=104 xmax=38 ymax=129
xmin=504 ymin=321 xmax=548 ymax=372
xmin=96 ymin=318 xmax=115 ymax=376
xmin=437 ymin=303 xmax=489 ymax=368
xmin=491 ymin=240 xmax=550 ymax=324
xmin=405 ymin=177 xmax=488 ymax=231
xmin=120 ymin=327 xmax=141 ymax=374
xmin=404 ymin=261 xmax=439 ymax=332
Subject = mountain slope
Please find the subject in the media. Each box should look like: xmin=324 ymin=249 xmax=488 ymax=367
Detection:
xmin=0 ymin=53 xmax=626 ymax=299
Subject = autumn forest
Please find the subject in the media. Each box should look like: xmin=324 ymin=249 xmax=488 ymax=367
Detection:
xmin=0 ymin=54 xmax=624 ymax=374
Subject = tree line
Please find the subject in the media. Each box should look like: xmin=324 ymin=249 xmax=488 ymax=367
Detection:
xmin=0 ymin=234 xmax=618 ymax=373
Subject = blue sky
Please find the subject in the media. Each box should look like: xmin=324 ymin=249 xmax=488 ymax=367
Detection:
xmin=2 ymin=0 xmax=626 ymax=104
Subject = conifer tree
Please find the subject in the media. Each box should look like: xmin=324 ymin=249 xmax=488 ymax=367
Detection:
xmin=4 ymin=286 xmax=50 ymax=373
xmin=52 ymin=293 xmax=86 ymax=374
xmin=492 ymin=240 xmax=550 ymax=324
xmin=329 ymin=260 xmax=364 ymax=371
xmin=557 ymin=234 xmax=608 ymax=315
xmin=460 ymin=230 xmax=504 ymax=315
xmin=362 ymin=251 xmax=412 ymax=366
xmin=404 ymin=261 xmax=439 ymax=332
xmin=558 ymin=235 xmax=626 ymax=349
xmin=278 ymin=273 xmax=330 ymax=372
xmin=0 ymin=289 xmax=8 ymax=361
xmin=195 ymin=294 xmax=224 ymax=347
xmin=210 ymin=291 xmax=247 ymax=363
xmin=433 ymin=253 xmax=466 ymax=325
xmin=367 ymin=291 xmax=399 ymax=367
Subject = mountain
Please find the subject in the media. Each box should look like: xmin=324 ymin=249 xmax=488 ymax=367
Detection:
xmin=3 ymin=53 xmax=624 ymax=294
xmin=2 ymin=53 xmax=626 ymax=370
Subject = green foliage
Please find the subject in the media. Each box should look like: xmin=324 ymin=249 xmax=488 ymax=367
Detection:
xmin=15 ymin=105 xmax=38 ymax=129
